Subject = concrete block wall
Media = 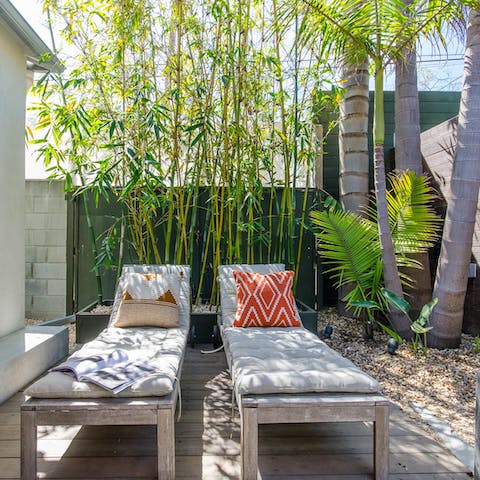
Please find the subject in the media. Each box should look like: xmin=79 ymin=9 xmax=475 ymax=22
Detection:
xmin=25 ymin=180 xmax=67 ymax=320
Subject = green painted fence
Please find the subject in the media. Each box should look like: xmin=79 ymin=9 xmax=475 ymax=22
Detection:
xmin=322 ymin=91 xmax=462 ymax=198
xmin=69 ymin=188 xmax=321 ymax=313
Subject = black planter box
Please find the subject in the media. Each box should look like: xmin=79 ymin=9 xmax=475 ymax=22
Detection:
xmin=75 ymin=300 xmax=113 ymax=343
xmin=190 ymin=300 xmax=318 ymax=345
xmin=76 ymin=299 xmax=318 ymax=345
xmin=75 ymin=301 xmax=216 ymax=345
xmin=296 ymin=299 xmax=318 ymax=335
xmin=190 ymin=310 xmax=219 ymax=344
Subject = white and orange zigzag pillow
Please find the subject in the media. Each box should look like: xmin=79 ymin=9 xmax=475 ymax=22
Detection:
xmin=232 ymin=270 xmax=301 ymax=328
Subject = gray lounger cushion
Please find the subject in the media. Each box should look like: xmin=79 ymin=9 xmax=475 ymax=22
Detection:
xmin=26 ymin=327 xmax=187 ymax=398
xmin=218 ymin=264 xmax=379 ymax=396
xmin=26 ymin=265 xmax=190 ymax=399
xmin=223 ymin=326 xmax=380 ymax=396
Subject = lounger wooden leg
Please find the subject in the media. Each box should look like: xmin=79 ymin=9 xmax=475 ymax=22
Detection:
xmin=374 ymin=404 xmax=389 ymax=480
xmin=157 ymin=408 xmax=175 ymax=480
xmin=241 ymin=406 xmax=258 ymax=480
xmin=21 ymin=408 xmax=37 ymax=480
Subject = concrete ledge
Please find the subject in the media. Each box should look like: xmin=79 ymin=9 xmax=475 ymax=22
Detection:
xmin=0 ymin=325 xmax=69 ymax=404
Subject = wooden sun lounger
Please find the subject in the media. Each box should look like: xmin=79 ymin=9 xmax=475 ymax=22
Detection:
xmin=20 ymin=264 xmax=190 ymax=480
xmin=217 ymin=263 xmax=390 ymax=480
xmin=238 ymin=392 xmax=389 ymax=480
xmin=21 ymin=384 xmax=179 ymax=480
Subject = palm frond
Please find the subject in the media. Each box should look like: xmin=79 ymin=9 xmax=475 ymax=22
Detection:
xmin=279 ymin=0 xmax=471 ymax=72
xmin=341 ymin=256 xmax=387 ymax=312
xmin=311 ymin=171 xmax=440 ymax=312
xmin=310 ymin=208 xmax=381 ymax=294
xmin=387 ymin=171 xmax=442 ymax=253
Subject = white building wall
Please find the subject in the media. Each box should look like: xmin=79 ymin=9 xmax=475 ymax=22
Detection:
xmin=0 ymin=21 xmax=26 ymax=338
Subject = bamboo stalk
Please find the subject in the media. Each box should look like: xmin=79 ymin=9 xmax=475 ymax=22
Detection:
xmin=45 ymin=7 xmax=103 ymax=304
xmin=39 ymin=0 xmax=325 ymax=306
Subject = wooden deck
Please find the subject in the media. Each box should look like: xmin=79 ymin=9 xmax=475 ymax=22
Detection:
xmin=0 ymin=345 xmax=472 ymax=479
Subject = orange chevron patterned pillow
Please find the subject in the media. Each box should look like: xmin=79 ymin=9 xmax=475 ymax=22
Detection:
xmin=232 ymin=270 xmax=301 ymax=327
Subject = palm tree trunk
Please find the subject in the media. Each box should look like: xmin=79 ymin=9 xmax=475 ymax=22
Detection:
xmin=395 ymin=45 xmax=432 ymax=314
xmin=339 ymin=59 xmax=370 ymax=213
xmin=374 ymin=64 xmax=411 ymax=338
xmin=395 ymin=52 xmax=421 ymax=175
xmin=338 ymin=58 xmax=370 ymax=316
xmin=429 ymin=9 xmax=480 ymax=349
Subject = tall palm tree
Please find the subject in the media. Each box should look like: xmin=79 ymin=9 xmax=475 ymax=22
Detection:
xmin=281 ymin=0 xmax=475 ymax=338
xmin=339 ymin=58 xmax=370 ymax=214
xmin=429 ymin=8 xmax=480 ymax=349
xmin=395 ymin=39 xmax=432 ymax=313
xmin=395 ymin=52 xmax=421 ymax=175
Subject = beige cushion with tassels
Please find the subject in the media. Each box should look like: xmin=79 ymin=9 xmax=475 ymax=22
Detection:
xmin=112 ymin=272 xmax=180 ymax=328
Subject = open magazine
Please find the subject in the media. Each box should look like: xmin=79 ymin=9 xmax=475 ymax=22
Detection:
xmin=51 ymin=349 xmax=157 ymax=394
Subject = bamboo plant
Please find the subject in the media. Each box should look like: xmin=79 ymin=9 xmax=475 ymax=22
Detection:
xmin=33 ymin=0 xmax=338 ymax=305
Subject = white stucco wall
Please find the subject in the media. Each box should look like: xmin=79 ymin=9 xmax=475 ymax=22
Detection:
xmin=0 ymin=21 xmax=27 ymax=338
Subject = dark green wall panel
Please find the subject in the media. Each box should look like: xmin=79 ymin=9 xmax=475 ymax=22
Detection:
xmin=321 ymin=91 xmax=461 ymax=199
xmin=70 ymin=189 xmax=320 ymax=312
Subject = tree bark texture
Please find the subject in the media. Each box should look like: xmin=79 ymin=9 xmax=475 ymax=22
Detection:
xmin=430 ymin=10 xmax=480 ymax=349
xmin=395 ymin=46 xmax=432 ymax=313
xmin=374 ymin=145 xmax=412 ymax=338
xmin=339 ymin=60 xmax=370 ymax=214
xmin=395 ymin=47 xmax=422 ymax=175
xmin=314 ymin=124 xmax=324 ymax=189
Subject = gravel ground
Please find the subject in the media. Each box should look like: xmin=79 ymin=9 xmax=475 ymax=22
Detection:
xmin=318 ymin=307 xmax=479 ymax=446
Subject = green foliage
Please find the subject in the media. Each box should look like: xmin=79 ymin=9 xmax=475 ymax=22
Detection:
xmin=380 ymin=288 xmax=410 ymax=315
xmin=280 ymin=0 xmax=473 ymax=70
xmin=386 ymin=172 xmax=442 ymax=253
xmin=310 ymin=207 xmax=384 ymax=310
xmin=350 ymin=298 xmax=403 ymax=343
xmin=280 ymin=0 xmax=474 ymax=336
xmin=377 ymin=322 xmax=403 ymax=346
xmin=311 ymin=171 xmax=441 ymax=323
xmin=352 ymin=289 xmax=438 ymax=355
xmin=381 ymin=289 xmax=438 ymax=356
xmin=31 ymin=0 xmax=339 ymax=302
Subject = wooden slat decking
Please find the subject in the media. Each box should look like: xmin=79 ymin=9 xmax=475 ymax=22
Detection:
xmin=0 ymin=345 xmax=472 ymax=479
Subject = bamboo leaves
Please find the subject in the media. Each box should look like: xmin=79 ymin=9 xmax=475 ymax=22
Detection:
xmin=35 ymin=0 xmax=328 ymax=300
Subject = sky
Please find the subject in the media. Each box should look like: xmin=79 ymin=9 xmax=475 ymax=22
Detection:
xmin=11 ymin=0 xmax=50 ymax=46
xmin=11 ymin=0 xmax=467 ymax=92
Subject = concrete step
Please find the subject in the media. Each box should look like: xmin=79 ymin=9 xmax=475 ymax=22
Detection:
xmin=0 ymin=325 xmax=68 ymax=404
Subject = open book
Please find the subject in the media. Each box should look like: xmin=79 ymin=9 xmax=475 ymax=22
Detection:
xmin=51 ymin=349 xmax=157 ymax=394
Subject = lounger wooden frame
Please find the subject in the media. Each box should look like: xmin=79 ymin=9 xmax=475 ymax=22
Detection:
xmin=21 ymin=381 xmax=179 ymax=480
xmin=21 ymin=264 xmax=191 ymax=480
xmin=217 ymin=264 xmax=389 ymax=478
xmin=238 ymin=391 xmax=389 ymax=480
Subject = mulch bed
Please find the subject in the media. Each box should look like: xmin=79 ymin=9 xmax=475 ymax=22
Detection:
xmin=318 ymin=307 xmax=479 ymax=446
